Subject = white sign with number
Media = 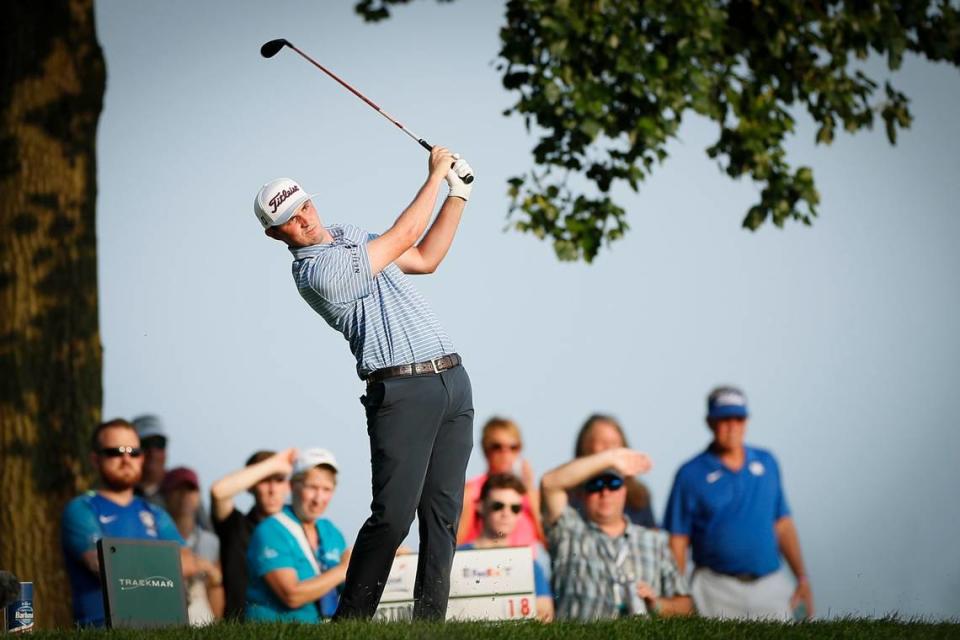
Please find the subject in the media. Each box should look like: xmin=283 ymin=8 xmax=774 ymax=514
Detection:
xmin=374 ymin=546 xmax=537 ymax=621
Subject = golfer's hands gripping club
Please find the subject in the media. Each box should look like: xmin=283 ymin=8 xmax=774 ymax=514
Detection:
xmin=446 ymin=154 xmax=474 ymax=201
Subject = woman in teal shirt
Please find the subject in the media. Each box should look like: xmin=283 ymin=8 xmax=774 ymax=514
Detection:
xmin=246 ymin=449 xmax=350 ymax=622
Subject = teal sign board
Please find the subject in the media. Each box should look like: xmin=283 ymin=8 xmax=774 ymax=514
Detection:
xmin=97 ymin=537 xmax=187 ymax=628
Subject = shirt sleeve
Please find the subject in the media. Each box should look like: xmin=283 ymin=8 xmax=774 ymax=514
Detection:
xmin=655 ymin=531 xmax=690 ymax=597
xmin=248 ymin=521 xmax=297 ymax=577
xmin=545 ymin=506 xmax=584 ymax=552
xmin=61 ymin=497 xmax=101 ymax=558
xmin=306 ymin=229 xmax=374 ymax=304
xmin=662 ymin=469 xmax=693 ymax=535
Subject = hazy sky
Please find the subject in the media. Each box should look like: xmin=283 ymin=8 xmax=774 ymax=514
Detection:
xmin=94 ymin=0 xmax=959 ymax=619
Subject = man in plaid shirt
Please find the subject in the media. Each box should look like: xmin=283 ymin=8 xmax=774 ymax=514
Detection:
xmin=540 ymin=448 xmax=692 ymax=620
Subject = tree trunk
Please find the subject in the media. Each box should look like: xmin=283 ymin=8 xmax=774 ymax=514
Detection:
xmin=0 ymin=0 xmax=105 ymax=629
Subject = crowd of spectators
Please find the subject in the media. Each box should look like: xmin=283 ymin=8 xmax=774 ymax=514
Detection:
xmin=58 ymin=385 xmax=813 ymax=626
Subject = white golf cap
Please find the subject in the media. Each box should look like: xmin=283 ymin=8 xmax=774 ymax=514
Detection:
xmin=292 ymin=448 xmax=339 ymax=477
xmin=254 ymin=177 xmax=316 ymax=229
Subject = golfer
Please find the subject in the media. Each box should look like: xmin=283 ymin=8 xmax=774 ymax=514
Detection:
xmin=254 ymin=147 xmax=475 ymax=620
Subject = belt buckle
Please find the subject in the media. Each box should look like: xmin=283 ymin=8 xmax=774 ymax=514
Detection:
xmin=430 ymin=357 xmax=443 ymax=374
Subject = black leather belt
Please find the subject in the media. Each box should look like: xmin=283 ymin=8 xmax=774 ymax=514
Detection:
xmin=721 ymin=572 xmax=762 ymax=583
xmin=365 ymin=353 xmax=461 ymax=384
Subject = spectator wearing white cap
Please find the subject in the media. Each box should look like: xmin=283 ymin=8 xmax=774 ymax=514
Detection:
xmin=245 ymin=449 xmax=351 ymax=622
xmin=663 ymin=386 xmax=814 ymax=620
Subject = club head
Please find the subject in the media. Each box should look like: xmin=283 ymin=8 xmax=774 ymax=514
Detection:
xmin=260 ymin=39 xmax=290 ymax=59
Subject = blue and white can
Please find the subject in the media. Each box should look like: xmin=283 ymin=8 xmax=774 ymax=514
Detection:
xmin=5 ymin=582 xmax=33 ymax=633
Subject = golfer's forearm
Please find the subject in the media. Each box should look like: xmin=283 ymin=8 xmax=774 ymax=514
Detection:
xmin=391 ymin=175 xmax=445 ymax=246
xmin=413 ymin=197 xmax=465 ymax=271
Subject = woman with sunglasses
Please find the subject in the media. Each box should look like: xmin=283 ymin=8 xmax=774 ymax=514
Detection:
xmin=457 ymin=417 xmax=544 ymax=547
xmin=457 ymin=474 xmax=554 ymax=622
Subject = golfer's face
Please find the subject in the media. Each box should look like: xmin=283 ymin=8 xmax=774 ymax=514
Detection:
xmin=274 ymin=199 xmax=323 ymax=247
xmin=293 ymin=467 xmax=336 ymax=522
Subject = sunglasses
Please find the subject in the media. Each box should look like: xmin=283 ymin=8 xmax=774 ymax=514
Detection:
xmin=486 ymin=442 xmax=521 ymax=453
xmin=489 ymin=501 xmax=523 ymax=514
xmin=583 ymin=475 xmax=624 ymax=494
xmin=98 ymin=446 xmax=143 ymax=458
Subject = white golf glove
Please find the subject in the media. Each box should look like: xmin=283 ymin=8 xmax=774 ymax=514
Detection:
xmin=446 ymin=154 xmax=474 ymax=201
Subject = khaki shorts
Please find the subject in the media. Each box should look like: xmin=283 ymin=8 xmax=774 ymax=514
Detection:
xmin=691 ymin=567 xmax=793 ymax=620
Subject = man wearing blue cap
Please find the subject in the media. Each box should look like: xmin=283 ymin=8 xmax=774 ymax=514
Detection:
xmin=663 ymin=386 xmax=814 ymax=620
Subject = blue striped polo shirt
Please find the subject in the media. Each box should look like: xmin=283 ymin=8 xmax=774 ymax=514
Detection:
xmin=290 ymin=224 xmax=455 ymax=378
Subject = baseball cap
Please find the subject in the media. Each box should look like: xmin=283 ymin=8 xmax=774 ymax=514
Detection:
xmin=254 ymin=178 xmax=316 ymax=229
xmin=292 ymin=448 xmax=339 ymax=477
xmin=132 ymin=414 xmax=165 ymax=440
xmin=707 ymin=386 xmax=749 ymax=420
xmin=161 ymin=467 xmax=199 ymax=493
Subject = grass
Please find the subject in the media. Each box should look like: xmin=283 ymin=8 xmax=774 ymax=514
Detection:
xmin=27 ymin=617 xmax=960 ymax=640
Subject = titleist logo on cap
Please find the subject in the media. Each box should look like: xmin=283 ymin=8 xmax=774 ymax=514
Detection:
xmin=269 ymin=185 xmax=300 ymax=214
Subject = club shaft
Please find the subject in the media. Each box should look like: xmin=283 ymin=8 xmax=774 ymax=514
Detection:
xmin=285 ymin=42 xmax=430 ymax=149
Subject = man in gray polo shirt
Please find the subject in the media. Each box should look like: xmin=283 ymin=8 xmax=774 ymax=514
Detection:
xmin=254 ymin=146 xmax=475 ymax=620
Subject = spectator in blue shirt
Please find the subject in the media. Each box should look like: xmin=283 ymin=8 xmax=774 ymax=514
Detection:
xmin=663 ymin=386 xmax=814 ymax=620
xmin=457 ymin=473 xmax=554 ymax=622
xmin=246 ymin=449 xmax=350 ymax=622
xmin=60 ymin=419 xmax=213 ymax=627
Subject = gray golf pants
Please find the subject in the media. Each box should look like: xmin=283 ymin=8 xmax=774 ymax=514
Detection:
xmin=333 ymin=365 xmax=474 ymax=620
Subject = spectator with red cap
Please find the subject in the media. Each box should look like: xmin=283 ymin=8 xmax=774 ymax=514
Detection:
xmin=162 ymin=467 xmax=224 ymax=625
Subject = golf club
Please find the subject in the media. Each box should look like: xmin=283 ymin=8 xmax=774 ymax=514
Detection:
xmin=261 ymin=38 xmax=473 ymax=184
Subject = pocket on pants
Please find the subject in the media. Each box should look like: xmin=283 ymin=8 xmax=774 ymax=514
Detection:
xmin=361 ymin=381 xmax=388 ymax=420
